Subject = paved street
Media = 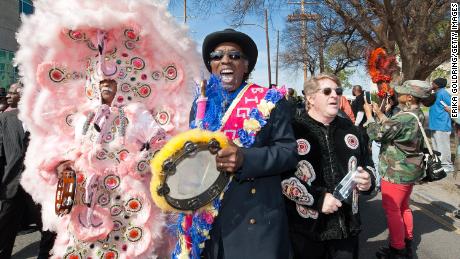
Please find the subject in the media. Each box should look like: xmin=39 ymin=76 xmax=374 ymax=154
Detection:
xmin=12 ymin=230 xmax=40 ymax=259
xmin=360 ymin=193 xmax=460 ymax=259
xmin=12 ymin=191 xmax=460 ymax=259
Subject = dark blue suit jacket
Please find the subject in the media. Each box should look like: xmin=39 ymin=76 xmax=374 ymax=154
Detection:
xmin=195 ymin=98 xmax=297 ymax=259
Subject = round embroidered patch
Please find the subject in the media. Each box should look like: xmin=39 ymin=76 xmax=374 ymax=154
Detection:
xmin=49 ymin=68 xmax=65 ymax=82
xmin=155 ymin=111 xmax=170 ymax=126
xmin=295 ymin=160 xmax=316 ymax=185
xmin=113 ymin=220 xmax=123 ymax=231
xmin=110 ymin=205 xmax=123 ymax=216
xmin=102 ymin=249 xmax=119 ymax=259
xmin=125 ymin=40 xmax=136 ymax=50
xmin=164 ymin=65 xmax=177 ymax=80
xmin=125 ymin=198 xmax=142 ymax=213
xmin=124 ymin=29 xmax=138 ymax=41
xmin=104 ymin=175 xmax=120 ymax=190
xmin=64 ymin=250 xmax=82 ymax=259
xmin=126 ymin=227 xmax=143 ymax=242
xmin=65 ymin=114 xmax=74 ymax=127
xmin=117 ymin=149 xmax=129 ymax=162
xmin=96 ymin=149 xmax=108 ymax=160
xmin=296 ymin=139 xmax=311 ymax=155
xmin=137 ymin=84 xmax=151 ymax=98
xmin=152 ymin=71 xmax=162 ymax=80
xmin=120 ymin=83 xmax=130 ymax=92
xmin=136 ymin=160 xmax=148 ymax=174
xmin=344 ymin=134 xmax=359 ymax=149
xmin=68 ymin=30 xmax=85 ymax=41
xmin=131 ymin=57 xmax=145 ymax=70
xmin=103 ymin=133 xmax=114 ymax=143
xmin=348 ymin=156 xmax=358 ymax=172
xmin=296 ymin=204 xmax=319 ymax=219
xmin=98 ymin=192 xmax=110 ymax=206
xmin=281 ymin=177 xmax=314 ymax=206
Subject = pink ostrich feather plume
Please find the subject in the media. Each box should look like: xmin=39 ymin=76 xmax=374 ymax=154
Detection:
xmin=16 ymin=0 xmax=203 ymax=257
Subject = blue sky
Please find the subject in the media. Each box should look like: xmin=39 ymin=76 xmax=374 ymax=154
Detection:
xmin=167 ymin=3 xmax=372 ymax=95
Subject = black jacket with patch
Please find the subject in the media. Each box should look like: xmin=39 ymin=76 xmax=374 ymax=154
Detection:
xmin=282 ymin=112 xmax=375 ymax=241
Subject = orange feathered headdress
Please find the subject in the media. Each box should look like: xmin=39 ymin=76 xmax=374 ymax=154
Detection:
xmin=367 ymin=48 xmax=399 ymax=98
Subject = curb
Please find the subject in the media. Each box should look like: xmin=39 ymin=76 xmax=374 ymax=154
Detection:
xmin=411 ymin=191 xmax=460 ymax=231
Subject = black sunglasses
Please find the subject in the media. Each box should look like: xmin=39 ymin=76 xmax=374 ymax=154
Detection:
xmin=209 ymin=50 xmax=245 ymax=61
xmin=318 ymin=87 xmax=343 ymax=96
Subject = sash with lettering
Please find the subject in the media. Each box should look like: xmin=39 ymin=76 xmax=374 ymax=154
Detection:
xmin=220 ymin=83 xmax=286 ymax=147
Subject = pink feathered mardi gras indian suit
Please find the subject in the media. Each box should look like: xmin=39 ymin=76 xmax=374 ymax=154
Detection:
xmin=15 ymin=0 xmax=201 ymax=258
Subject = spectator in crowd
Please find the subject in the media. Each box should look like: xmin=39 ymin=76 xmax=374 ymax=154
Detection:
xmin=0 ymin=88 xmax=8 ymax=113
xmin=286 ymin=87 xmax=306 ymax=118
xmin=337 ymin=89 xmax=355 ymax=123
xmin=351 ymin=85 xmax=367 ymax=128
xmin=283 ymin=73 xmax=375 ymax=259
xmin=429 ymin=77 xmax=454 ymax=173
xmin=287 ymin=87 xmax=297 ymax=100
xmin=0 ymin=83 xmax=56 ymax=258
xmin=0 ymin=83 xmax=26 ymax=258
xmin=365 ymin=80 xmax=431 ymax=259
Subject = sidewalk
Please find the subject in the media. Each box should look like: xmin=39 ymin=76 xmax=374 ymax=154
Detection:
xmin=411 ymin=172 xmax=460 ymax=230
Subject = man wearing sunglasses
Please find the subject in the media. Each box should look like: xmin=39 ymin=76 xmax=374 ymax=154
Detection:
xmin=193 ymin=28 xmax=297 ymax=259
xmin=282 ymin=74 xmax=375 ymax=259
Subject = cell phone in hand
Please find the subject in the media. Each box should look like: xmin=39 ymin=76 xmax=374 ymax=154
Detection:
xmin=364 ymin=91 xmax=371 ymax=104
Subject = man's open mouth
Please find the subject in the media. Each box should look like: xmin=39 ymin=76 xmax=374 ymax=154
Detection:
xmin=220 ymin=69 xmax=234 ymax=83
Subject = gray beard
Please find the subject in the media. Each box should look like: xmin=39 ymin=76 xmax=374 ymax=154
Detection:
xmin=101 ymin=87 xmax=113 ymax=93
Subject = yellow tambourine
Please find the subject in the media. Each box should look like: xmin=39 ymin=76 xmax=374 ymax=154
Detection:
xmin=150 ymin=129 xmax=229 ymax=213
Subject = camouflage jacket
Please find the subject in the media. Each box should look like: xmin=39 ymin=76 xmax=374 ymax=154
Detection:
xmin=366 ymin=107 xmax=425 ymax=184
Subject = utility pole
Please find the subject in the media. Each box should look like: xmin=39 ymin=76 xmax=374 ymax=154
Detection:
xmin=234 ymin=10 xmax=271 ymax=86
xmin=287 ymin=1 xmax=319 ymax=83
xmin=184 ymin=0 xmax=187 ymax=23
xmin=265 ymin=9 xmax=272 ymax=87
xmin=276 ymin=30 xmax=279 ymax=86
xmin=316 ymin=18 xmax=324 ymax=73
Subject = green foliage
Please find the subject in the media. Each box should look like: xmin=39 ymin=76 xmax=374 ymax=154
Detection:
xmin=428 ymin=66 xmax=450 ymax=83
xmin=324 ymin=67 xmax=355 ymax=89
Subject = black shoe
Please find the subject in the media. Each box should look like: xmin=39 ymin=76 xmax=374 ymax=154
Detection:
xmin=453 ymin=209 xmax=460 ymax=219
xmin=376 ymin=246 xmax=410 ymax=259
xmin=404 ymin=239 xmax=413 ymax=259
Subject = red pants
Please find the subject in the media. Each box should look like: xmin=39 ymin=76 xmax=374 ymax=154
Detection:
xmin=381 ymin=179 xmax=414 ymax=249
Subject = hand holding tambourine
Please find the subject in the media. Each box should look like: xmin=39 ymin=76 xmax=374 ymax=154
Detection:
xmin=216 ymin=141 xmax=244 ymax=173
xmin=150 ymin=129 xmax=230 ymax=212
xmin=55 ymin=160 xmax=78 ymax=216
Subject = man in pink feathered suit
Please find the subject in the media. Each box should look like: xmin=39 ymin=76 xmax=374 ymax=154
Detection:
xmin=14 ymin=0 xmax=201 ymax=258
